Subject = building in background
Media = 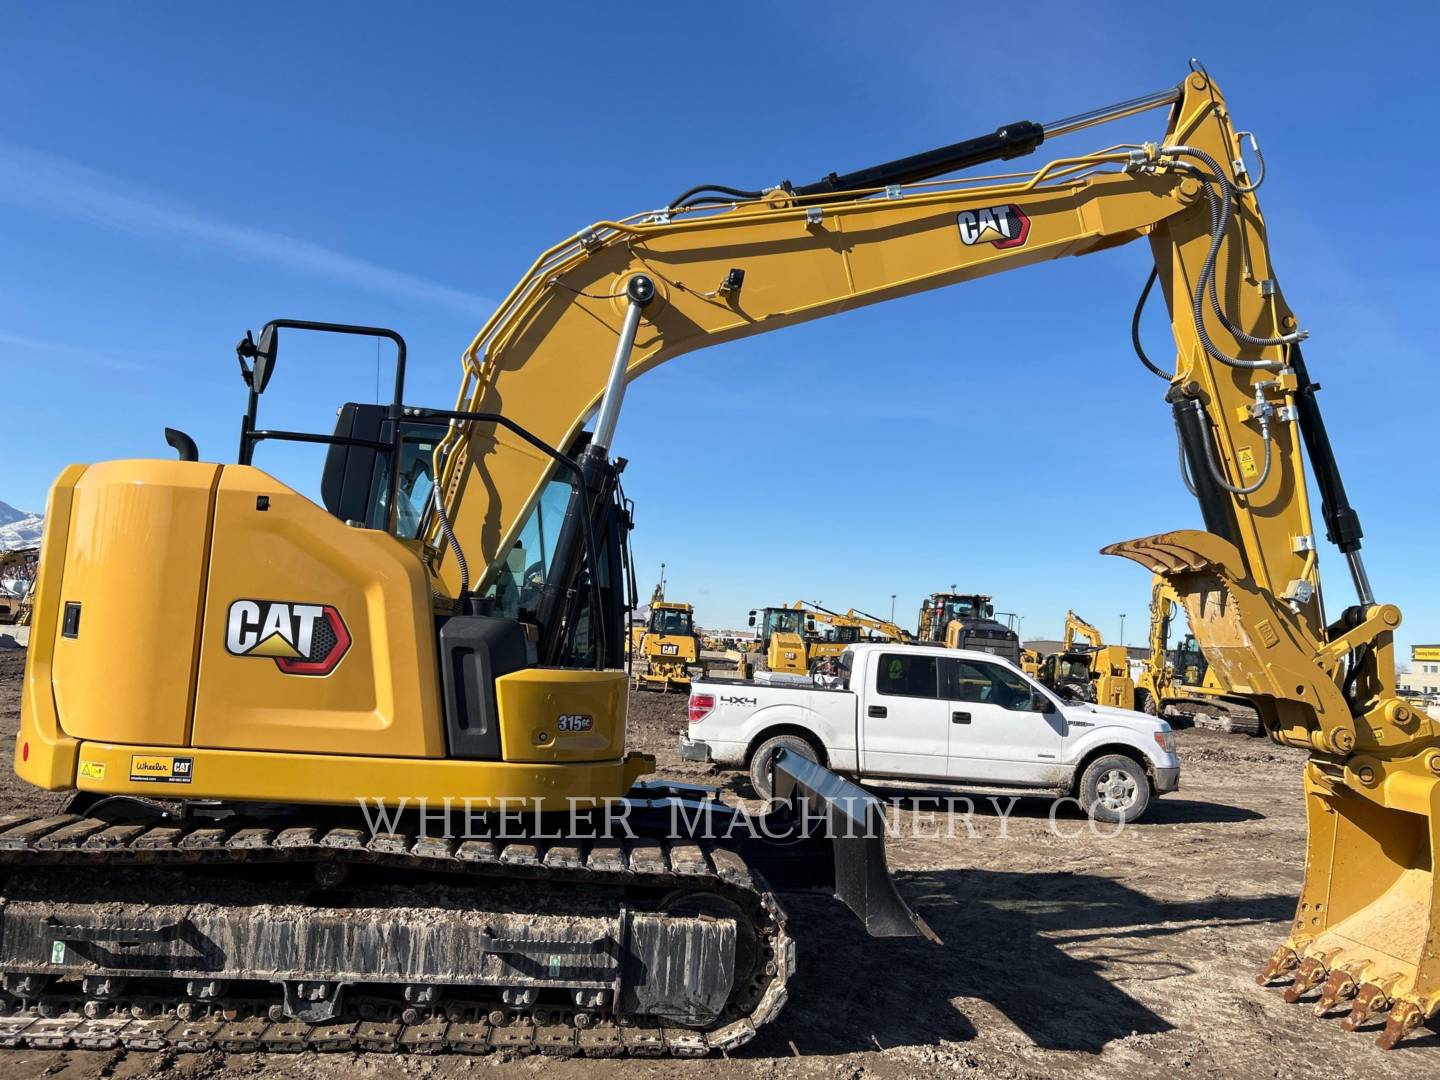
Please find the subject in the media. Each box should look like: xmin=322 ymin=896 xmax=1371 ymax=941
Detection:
xmin=1399 ymin=645 xmax=1440 ymax=700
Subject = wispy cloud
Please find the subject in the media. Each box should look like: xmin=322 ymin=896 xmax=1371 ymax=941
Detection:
xmin=0 ymin=330 xmax=160 ymax=373
xmin=0 ymin=140 xmax=490 ymax=314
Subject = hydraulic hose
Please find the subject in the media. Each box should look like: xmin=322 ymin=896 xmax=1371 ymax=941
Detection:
xmin=1201 ymin=420 xmax=1272 ymax=496
xmin=1132 ymin=267 xmax=1173 ymax=380
xmin=432 ymin=480 xmax=470 ymax=597
xmin=1161 ymin=145 xmax=1301 ymax=370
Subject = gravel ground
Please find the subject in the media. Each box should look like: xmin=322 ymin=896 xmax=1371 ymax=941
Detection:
xmin=0 ymin=648 xmax=1434 ymax=1078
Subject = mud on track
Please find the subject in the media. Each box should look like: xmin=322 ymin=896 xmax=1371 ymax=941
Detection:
xmin=1 ymin=650 xmax=1435 ymax=1078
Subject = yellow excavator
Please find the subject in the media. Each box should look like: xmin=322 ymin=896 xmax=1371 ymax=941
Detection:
xmin=9 ymin=63 xmax=1438 ymax=1051
xmin=1038 ymin=610 xmax=1137 ymax=710
xmin=1135 ymin=574 xmax=1263 ymax=734
xmin=631 ymin=575 xmax=701 ymax=692
xmin=797 ymin=600 xmax=912 ymax=669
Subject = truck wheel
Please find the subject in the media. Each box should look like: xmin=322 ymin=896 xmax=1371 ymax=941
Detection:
xmin=748 ymin=734 xmax=819 ymax=801
xmin=1078 ymin=754 xmax=1150 ymax=824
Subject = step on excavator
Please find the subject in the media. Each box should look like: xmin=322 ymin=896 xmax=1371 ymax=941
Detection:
xmin=8 ymin=61 xmax=1438 ymax=1052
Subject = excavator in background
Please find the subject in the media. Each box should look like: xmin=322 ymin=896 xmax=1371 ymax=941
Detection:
xmin=1134 ymin=575 xmax=1263 ymax=734
xmin=630 ymin=572 xmax=702 ymax=692
xmin=1038 ymin=610 xmax=1137 ymax=709
xmin=797 ymin=600 xmax=912 ymax=669
xmin=8 ymin=64 xmax=1438 ymax=1051
xmin=917 ymin=591 xmax=1021 ymax=663
xmin=0 ymin=549 xmax=38 ymax=627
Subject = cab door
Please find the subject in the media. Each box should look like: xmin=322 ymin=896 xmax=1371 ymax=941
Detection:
xmin=858 ymin=651 xmax=950 ymax=779
xmin=944 ymin=657 xmax=1068 ymax=785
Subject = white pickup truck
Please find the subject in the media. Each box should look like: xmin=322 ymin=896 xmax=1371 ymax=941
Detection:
xmin=679 ymin=643 xmax=1179 ymax=822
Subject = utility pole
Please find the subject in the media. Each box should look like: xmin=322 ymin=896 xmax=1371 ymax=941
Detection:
xmin=890 ymin=594 xmax=896 ymax=622
xmin=1119 ymin=613 xmax=1127 ymax=646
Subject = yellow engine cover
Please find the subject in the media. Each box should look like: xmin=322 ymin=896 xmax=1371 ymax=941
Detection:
xmin=190 ymin=466 xmax=443 ymax=757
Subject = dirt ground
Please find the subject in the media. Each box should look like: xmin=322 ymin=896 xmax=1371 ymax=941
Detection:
xmin=0 ymin=647 xmax=1434 ymax=1079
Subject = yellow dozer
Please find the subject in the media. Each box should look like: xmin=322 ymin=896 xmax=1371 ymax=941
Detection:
xmin=633 ymin=599 xmax=700 ymax=692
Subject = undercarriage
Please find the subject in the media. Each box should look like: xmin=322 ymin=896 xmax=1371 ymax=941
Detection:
xmin=0 ymin=759 xmax=929 ymax=1057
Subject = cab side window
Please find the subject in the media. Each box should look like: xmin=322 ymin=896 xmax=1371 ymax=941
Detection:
xmin=945 ymin=659 xmax=1039 ymax=713
xmin=875 ymin=653 xmax=940 ymax=698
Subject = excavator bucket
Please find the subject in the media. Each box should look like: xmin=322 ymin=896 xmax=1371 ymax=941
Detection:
xmin=1105 ymin=530 xmax=1440 ymax=1046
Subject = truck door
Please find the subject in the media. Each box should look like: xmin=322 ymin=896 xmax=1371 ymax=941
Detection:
xmin=859 ymin=651 xmax=950 ymax=779
xmin=943 ymin=657 xmax=1067 ymax=785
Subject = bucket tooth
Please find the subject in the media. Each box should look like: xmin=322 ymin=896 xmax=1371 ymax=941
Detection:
xmin=1312 ymin=968 xmax=1358 ymax=1017
xmin=1375 ymin=1000 xmax=1424 ymax=1050
xmin=1257 ymin=945 xmax=1300 ymax=986
xmin=1339 ymin=981 xmax=1393 ymax=1032
xmin=1282 ymin=955 xmax=1329 ymax=1003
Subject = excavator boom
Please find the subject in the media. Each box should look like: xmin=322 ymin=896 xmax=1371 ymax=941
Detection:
xmin=10 ymin=64 xmax=1439 ymax=1051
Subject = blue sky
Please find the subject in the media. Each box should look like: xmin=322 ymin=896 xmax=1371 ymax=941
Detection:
xmin=3 ymin=3 xmax=1433 ymax=651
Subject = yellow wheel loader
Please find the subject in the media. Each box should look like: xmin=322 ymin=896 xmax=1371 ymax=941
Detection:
xmin=7 ymin=63 xmax=1438 ymax=1051
xmin=918 ymin=591 xmax=1022 ymax=663
xmin=745 ymin=604 xmax=812 ymax=675
xmin=1038 ymin=610 xmax=1137 ymax=710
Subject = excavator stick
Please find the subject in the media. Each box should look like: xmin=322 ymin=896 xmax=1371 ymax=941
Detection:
xmin=1105 ymin=530 xmax=1440 ymax=1045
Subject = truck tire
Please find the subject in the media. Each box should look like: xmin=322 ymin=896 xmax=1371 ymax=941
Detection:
xmin=1078 ymin=754 xmax=1150 ymax=824
xmin=748 ymin=734 xmax=819 ymax=801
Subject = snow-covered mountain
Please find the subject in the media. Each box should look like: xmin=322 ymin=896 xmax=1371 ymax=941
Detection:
xmin=0 ymin=501 xmax=42 ymax=551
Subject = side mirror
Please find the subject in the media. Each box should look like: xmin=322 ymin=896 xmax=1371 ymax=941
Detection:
xmin=252 ymin=324 xmax=278 ymax=393
xmin=236 ymin=325 xmax=279 ymax=394
xmin=748 ymin=611 xmax=757 ymax=627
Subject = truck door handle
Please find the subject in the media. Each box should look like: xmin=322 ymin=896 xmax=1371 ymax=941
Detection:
xmin=868 ymin=705 xmax=887 ymax=718
xmin=952 ymin=711 xmax=971 ymax=724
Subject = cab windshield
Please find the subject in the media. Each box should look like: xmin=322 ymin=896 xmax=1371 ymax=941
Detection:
xmin=650 ymin=608 xmax=693 ymax=636
xmin=763 ymin=608 xmax=807 ymax=639
xmin=941 ymin=597 xmax=993 ymax=621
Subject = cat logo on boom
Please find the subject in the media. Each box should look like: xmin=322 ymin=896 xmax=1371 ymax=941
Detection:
xmin=956 ymin=204 xmax=1030 ymax=249
xmin=225 ymin=599 xmax=351 ymax=676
